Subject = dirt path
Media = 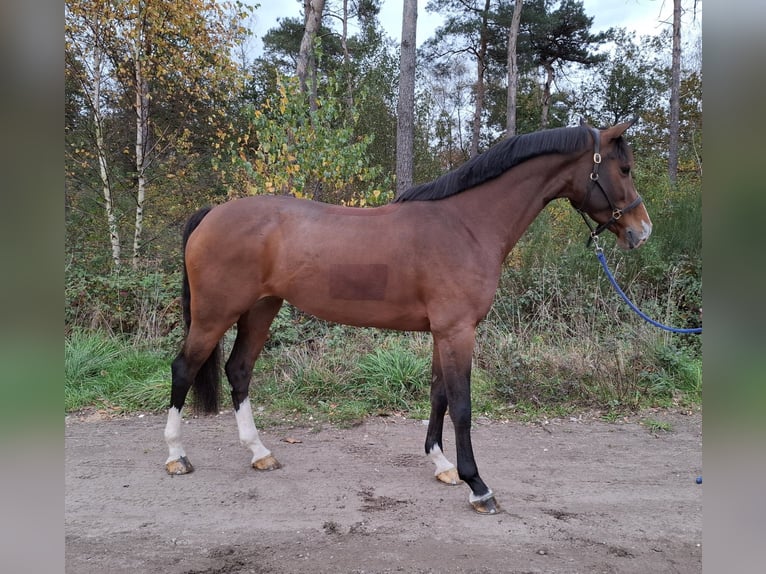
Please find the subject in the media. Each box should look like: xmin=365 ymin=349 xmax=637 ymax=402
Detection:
xmin=65 ymin=410 xmax=702 ymax=573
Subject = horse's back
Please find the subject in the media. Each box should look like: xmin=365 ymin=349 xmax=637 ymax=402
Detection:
xmin=197 ymin=195 xmax=402 ymax=236
xmin=183 ymin=196 xmax=420 ymax=326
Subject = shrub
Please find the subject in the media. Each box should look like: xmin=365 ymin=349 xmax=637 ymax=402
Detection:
xmin=66 ymin=264 xmax=183 ymax=340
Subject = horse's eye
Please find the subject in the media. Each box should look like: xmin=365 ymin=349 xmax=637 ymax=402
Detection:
xmin=620 ymin=166 xmax=631 ymax=176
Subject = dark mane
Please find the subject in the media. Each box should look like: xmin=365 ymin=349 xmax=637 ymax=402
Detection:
xmin=394 ymin=125 xmax=592 ymax=203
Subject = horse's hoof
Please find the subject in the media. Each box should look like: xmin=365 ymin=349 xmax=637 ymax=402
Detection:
xmin=252 ymin=454 xmax=282 ymax=471
xmin=470 ymin=494 xmax=499 ymax=515
xmin=436 ymin=468 xmax=461 ymax=485
xmin=166 ymin=456 xmax=194 ymax=475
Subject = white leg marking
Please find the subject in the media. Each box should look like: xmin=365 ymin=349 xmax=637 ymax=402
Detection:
xmin=469 ymin=489 xmax=495 ymax=504
xmin=164 ymin=406 xmax=186 ymax=464
xmin=234 ymin=399 xmax=271 ymax=463
xmin=428 ymin=444 xmax=456 ymax=476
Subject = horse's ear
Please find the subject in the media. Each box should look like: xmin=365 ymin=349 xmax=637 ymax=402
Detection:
xmin=579 ymin=117 xmax=587 ymax=127
xmin=607 ymin=115 xmax=639 ymax=139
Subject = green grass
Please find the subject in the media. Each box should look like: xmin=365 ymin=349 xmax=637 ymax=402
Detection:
xmin=65 ymin=330 xmax=172 ymax=413
xmin=65 ymin=330 xmax=123 ymax=388
xmin=641 ymin=418 xmax=673 ymax=433
xmin=249 ymin=333 xmax=432 ymax=426
xmin=65 ymin=280 xmax=702 ymax=424
xmin=65 ymin=330 xmax=125 ymax=411
xmin=353 ymin=343 xmax=430 ymax=411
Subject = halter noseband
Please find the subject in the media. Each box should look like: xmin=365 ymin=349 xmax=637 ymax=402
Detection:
xmin=572 ymin=127 xmax=643 ymax=244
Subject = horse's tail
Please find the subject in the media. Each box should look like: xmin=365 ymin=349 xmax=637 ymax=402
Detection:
xmin=180 ymin=206 xmax=221 ymax=415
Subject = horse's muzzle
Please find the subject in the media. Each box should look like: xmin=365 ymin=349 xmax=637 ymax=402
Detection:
xmin=625 ymin=220 xmax=652 ymax=249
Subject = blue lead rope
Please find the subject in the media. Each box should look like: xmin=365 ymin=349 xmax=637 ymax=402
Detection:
xmin=595 ymin=247 xmax=702 ymax=334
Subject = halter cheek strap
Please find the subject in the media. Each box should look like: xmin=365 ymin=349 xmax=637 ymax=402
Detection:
xmin=572 ymin=128 xmax=643 ymax=244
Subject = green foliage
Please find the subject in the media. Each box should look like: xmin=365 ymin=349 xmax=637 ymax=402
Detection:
xmin=470 ymin=165 xmax=701 ymax=415
xmin=574 ymin=30 xmax=667 ymax=126
xmin=66 ymin=264 xmax=182 ymax=339
xmin=64 ymin=150 xmax=701 ymax=425
xmin=66 ymin=0 xmax=252 ymax=268
xmin=228 ymin=74 xmax=391 ymax=205
xmin=522 ymin=0 xmax=611 ymax=69
xmin=264 ymin=306 xmax=304 ymax=349
xmin=640 ymin=341 xmax=702 ymax=401
xmin=65 ymin=286 xmax=701 ymax=423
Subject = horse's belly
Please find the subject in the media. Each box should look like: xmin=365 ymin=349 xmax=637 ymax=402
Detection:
xmin=287 ymin=295 xmax=430 ymax=332
xmin=266 ymin=257 xmax=429 ymax=330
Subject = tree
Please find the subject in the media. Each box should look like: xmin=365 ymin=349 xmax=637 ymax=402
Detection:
xmin=470 ymin=0 xmax=492 ymax=157
xmin=118 ymin=0 xmax=248 ymax=267
xmin=325 ymin=0 xmax=383 ymax=107
xmin=297 ymin=0 xmax=326 ymax=111
xmin=668 ymin=0 xmax=682 ymax=183
xmin=262 ymin=1 xmax=384 ymax=116
xmin=65 ymin=0 xmax=248 ymax=269
xmin=523 ymin=0 xmax=609 ymax=128
xmin=422 ymin=60 xmax=473 ymax=170
xmin=257 ymin=0 xmax=395 ymax=179
xmin=234 ymin=75 xmax=388 ymax=205
xmin=66 ymin=4 xmax=122 ymax=268
xmin=396 ymin=0 xmax=417 ymax=196
xmin=505 ymin=0 xmax=523 ymax=136
xmin=424 ymin=0 xmax=499 ymax=158
xmin=573 ymin=30 xmax=665 ymax=127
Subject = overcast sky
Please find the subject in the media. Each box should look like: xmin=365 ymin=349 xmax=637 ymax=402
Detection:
xmin=249 ymin=0 xmax=701 ymax=53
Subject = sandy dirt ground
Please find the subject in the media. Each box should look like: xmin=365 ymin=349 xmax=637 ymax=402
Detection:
xmin=65 ymin=409 xmax=702 ymax=573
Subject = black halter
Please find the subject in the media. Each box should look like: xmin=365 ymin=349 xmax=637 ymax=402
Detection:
xmin=572 ymin=128 xmax=643 ymax=244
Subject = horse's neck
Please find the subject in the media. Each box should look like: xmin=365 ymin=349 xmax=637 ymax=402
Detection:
xmin=447 ymin=156 xmax=575 ymax=260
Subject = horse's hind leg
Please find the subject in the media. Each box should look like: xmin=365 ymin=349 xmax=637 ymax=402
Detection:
xmin=425 ymin=339 xmax=460 ymax=485
xmin=165 ymin=322 xmax=229 ymax=475
xmin=225 ymin=297 xmax=284 ymax=471
xmin=165 ymin=352 xmax=195 ymax=474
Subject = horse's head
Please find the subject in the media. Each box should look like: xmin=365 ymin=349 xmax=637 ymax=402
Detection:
xmin=570 ymin=118 xmax=652 ymax=250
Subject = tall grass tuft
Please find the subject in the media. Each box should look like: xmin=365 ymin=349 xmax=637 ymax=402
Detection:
xmin=65 ymin=329 xmax=172 ymax=413
xmin=65 ymin=330 xmax=124 ymax=387
xmin=353 ymin=342 xmax=430 ymax=412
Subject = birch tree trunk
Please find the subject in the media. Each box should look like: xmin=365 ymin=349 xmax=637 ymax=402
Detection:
xmin=297 ymin=0 xmax=325 ymax=112
xmin=668 ymin=0 xmax=682 ymax=184
xmin=396 ymin=0 xmax=417 ymax=197
xmin=132 ymin=45 xmax=150 ymax=268
xmin=91 ymin=45 xmax=121 ymax=268
xmin=505 ymin=0 xmax=523 ymax=137
xmin=340 ymin=0 xmax=354 ymax=108
xmin=469 ymin=0 xmax=491 ymax=159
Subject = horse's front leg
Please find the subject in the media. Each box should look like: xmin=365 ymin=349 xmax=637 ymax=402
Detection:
xmin=425 ymin=340 xmax=460 ymax=485
xmin=433 ymin=326 xmax=498 ymax=515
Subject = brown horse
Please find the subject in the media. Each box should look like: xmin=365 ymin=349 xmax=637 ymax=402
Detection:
xmin=164 ymin=120 xmax=652 ymax=514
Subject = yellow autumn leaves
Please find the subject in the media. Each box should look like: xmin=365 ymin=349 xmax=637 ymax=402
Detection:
xmin=231 ymin=76 xmax=391 ymax=206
